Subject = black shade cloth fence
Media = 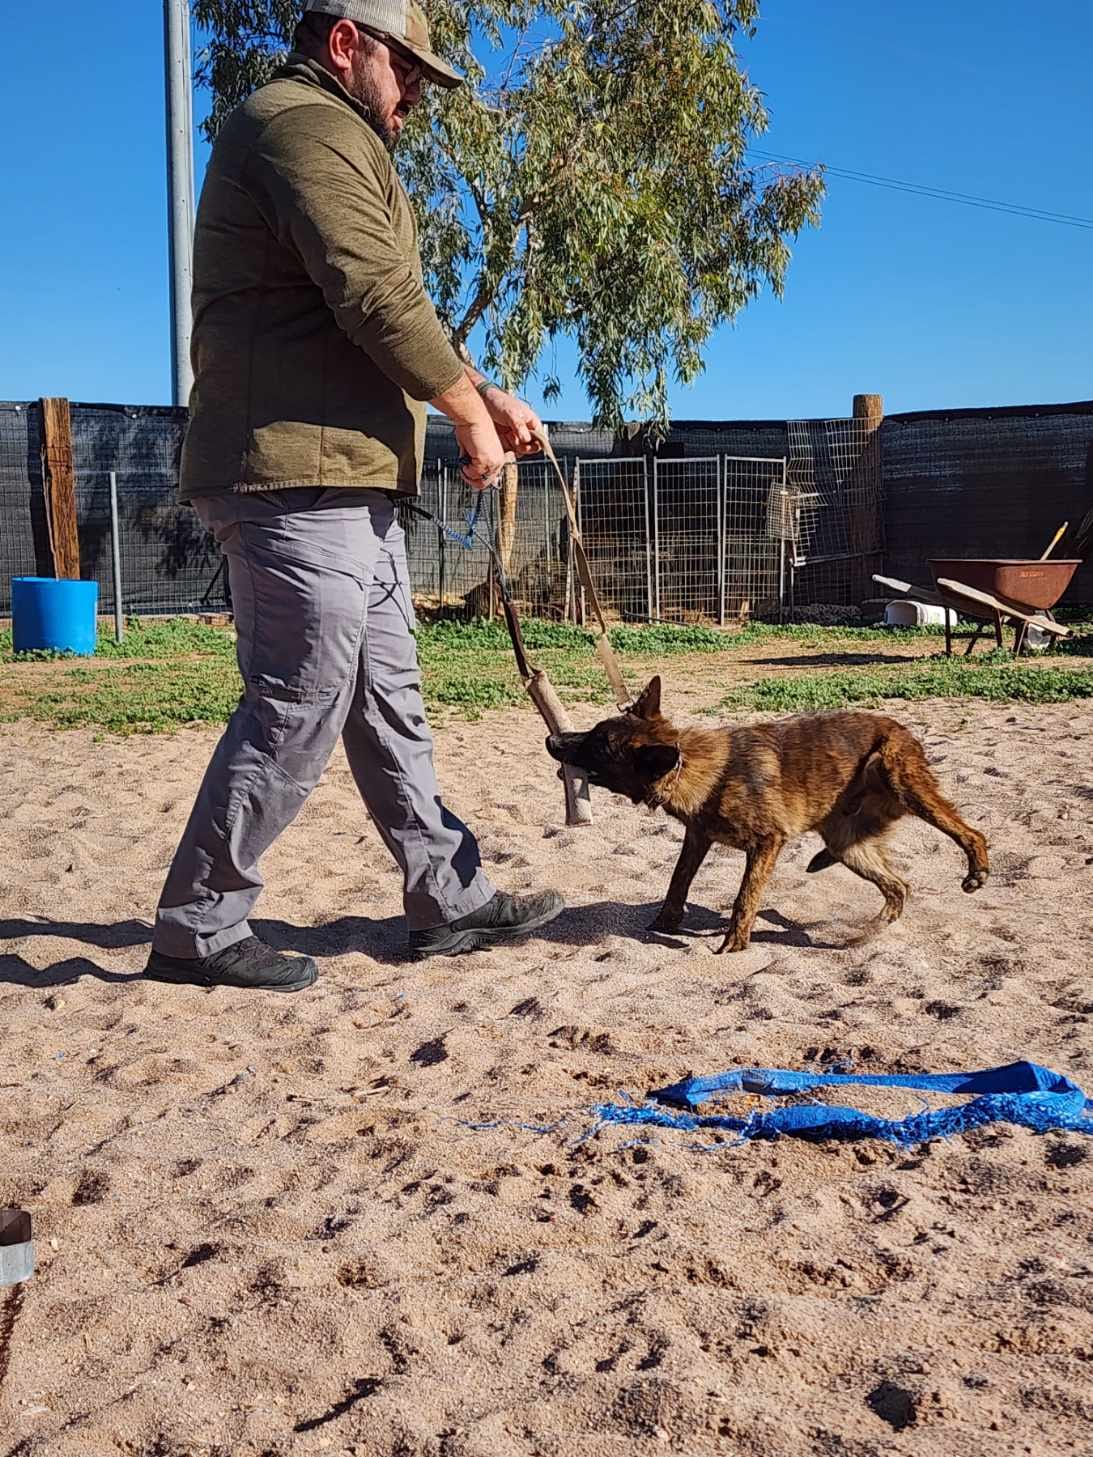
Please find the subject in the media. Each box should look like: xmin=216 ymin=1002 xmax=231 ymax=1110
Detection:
xmin=2 ymin=398 xmax=1090 ymax=619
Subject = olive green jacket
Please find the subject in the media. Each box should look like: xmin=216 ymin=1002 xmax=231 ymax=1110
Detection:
xmin=180 ymin=55 xmax=464 ymax=501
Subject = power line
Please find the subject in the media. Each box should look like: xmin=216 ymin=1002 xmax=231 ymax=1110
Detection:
xmin=749 ymin=148 xmax=1093 ymax=228
xmin=748 ymin=148 xmax=1093 ymax=231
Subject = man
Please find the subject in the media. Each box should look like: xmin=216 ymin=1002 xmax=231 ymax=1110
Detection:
xmin=145 ymin=0 xmax=564 ymax=994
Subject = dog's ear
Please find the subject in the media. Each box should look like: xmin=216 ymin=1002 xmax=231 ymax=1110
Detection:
xmin=636 ymin=743 xmax=679 ymax=782
xmin=630 ymin=676 xmax=662 ymax=720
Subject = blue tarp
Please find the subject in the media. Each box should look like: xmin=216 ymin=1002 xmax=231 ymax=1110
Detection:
xmin=592 ymin=1060 xmax=1093 ymax=1146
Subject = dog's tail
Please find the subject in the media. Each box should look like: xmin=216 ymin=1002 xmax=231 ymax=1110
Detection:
xmin=806 ymin=848 xmax=838 ymax=873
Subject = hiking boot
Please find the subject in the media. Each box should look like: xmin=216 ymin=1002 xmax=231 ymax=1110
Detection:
xmin=408 ymin=890 xmax=565 ymax=960
xmin=143 ymin=935 xmax=318 ymax=993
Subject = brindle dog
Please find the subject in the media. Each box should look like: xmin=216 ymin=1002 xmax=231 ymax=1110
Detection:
xmin=546 ymin=677 xmax=989 ymax=952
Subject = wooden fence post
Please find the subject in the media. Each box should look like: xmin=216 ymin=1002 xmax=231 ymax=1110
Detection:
xmin=851 ymin=392 xmax=884 ymax=602
xmin=39 ymin=398 xmax=81 ymax=579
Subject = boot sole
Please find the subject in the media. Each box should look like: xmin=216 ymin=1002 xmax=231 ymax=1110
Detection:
xmin=410 ymin=902 xmax=564 ymax=960
xmin=143 ymin=958 xmax=318 ymax=993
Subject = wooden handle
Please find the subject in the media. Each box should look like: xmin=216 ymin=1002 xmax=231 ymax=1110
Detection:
xmin=935 ymin=579 xmax=1070 ymax=636
xmin=1040 ymin=522 xmax=1069 ymax=561
xmin=525 ymin=670 xmax=594 ymax=827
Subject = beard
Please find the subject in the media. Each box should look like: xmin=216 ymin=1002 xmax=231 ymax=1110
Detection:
xmin=346 ymin=50 xmax=397 ymax=150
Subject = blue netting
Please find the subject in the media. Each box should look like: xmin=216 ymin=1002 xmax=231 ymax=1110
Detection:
xmin=591 ymin=1060 xmax=1093 ymax=1147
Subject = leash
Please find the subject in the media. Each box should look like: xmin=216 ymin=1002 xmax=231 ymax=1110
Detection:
xmin=405 ymin=431 xmax=631 ymax=711
xmin=406 ymin=480 xmax=593 ymax=825
xmin=403 ymin=431 xmax=633 ymax=826
xmin=403 ymin=477 xmax=536 ymax=683
xmin=532 ymin=428 xmax=631 ymax=710
xmin=444 ymin=488 xmax=488 ymax=552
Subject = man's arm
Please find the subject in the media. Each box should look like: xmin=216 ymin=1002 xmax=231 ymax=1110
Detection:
xmin=430 ymin=373 xmax=508 ymax=490
xmin=244 ymin=108 xmax=505 ymax=486
xmin=462 ymin=363 xmax=544 ymax=458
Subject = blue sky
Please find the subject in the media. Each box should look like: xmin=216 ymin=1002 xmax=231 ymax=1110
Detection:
xmin=2 ymin=1 xmax=1090 ymax=421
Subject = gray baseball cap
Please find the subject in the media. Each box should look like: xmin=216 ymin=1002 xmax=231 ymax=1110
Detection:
xmin=302 ymin=1 xmax=464 ymax=89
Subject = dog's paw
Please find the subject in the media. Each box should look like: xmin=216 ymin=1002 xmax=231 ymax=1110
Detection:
xmin=715 ymin=930 xmax=751 ymax=954
xmin=845 ymin=916 xmax=890 ymax=948
xmin=648 ymin=912 xmax=683 ymax=934
xmin=962 ymin=867 xmax=989 ymax=894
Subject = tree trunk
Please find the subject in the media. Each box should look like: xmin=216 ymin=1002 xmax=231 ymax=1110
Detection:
xmin=464 ymin=461 xmax=521 ymax=618
xmin=497 ymin=460 xmax=519 ymax=580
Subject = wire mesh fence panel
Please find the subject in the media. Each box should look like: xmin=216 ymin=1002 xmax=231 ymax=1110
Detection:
xmin=9 ymin=398 xmax=1093 ymax=623
xmin=720 ymin=456 xmax=789 ymax=622
xmin=84 ymin=475 xmax=226 ymax=617
xmin=67 ymin=407 xmax=228 ymax=616
xmin=0 ymin=404 xmax=42 ymax=613
xmin=786 ymin=417 xmax=884 ymax=608
xmin=0 ymin=403 xmax=226 ymax=618
xmin=401 ymin=460 xmax=448 ymax=610
xmin=504 ymin=457 xmax=570 ymax=619
xmin=883 ymin=406 xmax=1093 ymax=605
xmin=575 ymin=457 xmax=652 ymax=623
xmin=400 ymin=463 xmax=495 ymax=617
xmin=652 ymin=457 xmax=720 ymax=622
xmin=402 ymin=458 xmax=573 ymax=620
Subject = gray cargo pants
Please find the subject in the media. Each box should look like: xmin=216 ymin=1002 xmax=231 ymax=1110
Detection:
xmin=153 ymin=488 xmax=495 ymax=959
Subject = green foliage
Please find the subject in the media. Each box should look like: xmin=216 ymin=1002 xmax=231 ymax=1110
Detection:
xmin=1055 ymin=625 xmax=1093 ymax=656
xmin=0 ymin=618 xmax=235 ymax=664
xmin=191 ymin=0 xmax=824 ymax=427
xmin=418 ymin=616 xmax=732 ymax=653
xmin=15 ymin=661 xmax=245 ymax=734
xmin=717 ymin=657 xmax=1093 ymax=714
xmin=5 ymin=616 xmax=1092 ymax=734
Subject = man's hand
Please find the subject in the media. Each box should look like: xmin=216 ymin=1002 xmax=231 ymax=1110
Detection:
xmin=454 ymin=419 xmax=510 ymax=491
xmin=479 ymin=386 xmax=544 ymax=458
xmin=431 ymin=373 xmax=509 ymax=490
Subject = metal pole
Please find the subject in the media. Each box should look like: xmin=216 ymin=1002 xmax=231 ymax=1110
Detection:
xmin=109 ymin=473 xmax=125 ymax=643
xmin=542 ymin=463 xmax=552 ymax=613
xmin=487 ymin=489 xmax=497 ymax=621
xmin=789 ymin=471 xmax=798 ymax=613
xmin=718 ymin=457 xmax=726 ymax=627
xmin=649 ymin=459 xmax=659 ymax=622
xmin=574 ymin=466 xmax=582 ymax=626
xmin=0 ymin=1208 xmax=33 ymax=1404
xmin=164 ymin=0 xmax=196 ymax=407
xmin=438 ymin=464 xmax=447 ymax=612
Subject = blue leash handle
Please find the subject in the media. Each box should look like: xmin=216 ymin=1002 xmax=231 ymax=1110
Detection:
xmin=443 ymin=488 xmax=486 ymax=551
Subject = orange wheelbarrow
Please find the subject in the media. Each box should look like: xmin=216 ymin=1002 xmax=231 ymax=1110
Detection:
xmin=874 ymin=560 xmax=1077 ymax=657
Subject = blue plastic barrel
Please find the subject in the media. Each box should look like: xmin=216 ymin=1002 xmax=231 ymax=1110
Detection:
xmin=11 ymin=577 xmax=99 ymax=655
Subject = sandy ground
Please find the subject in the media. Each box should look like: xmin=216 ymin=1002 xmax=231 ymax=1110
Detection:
xmin=1 ymin=694 xmax=1091 ymax=1457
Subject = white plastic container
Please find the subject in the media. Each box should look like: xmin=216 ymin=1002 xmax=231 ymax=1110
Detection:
xmin=1025 ymin=625 xmax=1050 ymax=652
xmin=884 ymin=600 xmax=957 ymax=629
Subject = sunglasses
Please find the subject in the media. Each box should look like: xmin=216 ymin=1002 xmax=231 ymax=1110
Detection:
xmin=355 ymin=24 xmax=423 ymax=85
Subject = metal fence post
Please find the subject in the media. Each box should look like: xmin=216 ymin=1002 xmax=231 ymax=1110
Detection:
xmin=0 ymin=1207 xmax=33 ymax=1405
xmin=438 ymin=464 xmax=448 ymax=613
xmin=718 ymin=456 xmax=726 ymax=627
xmin=108 ymin=471 xmax=125 ymax=643
xmin=648 ymin=457 xmax=658 ymax=622
xmin=777 ymin=462 xmax=789 ymax=622
xmin=164 ymin=0 xmax=196 ymax=407
xmin=570 ymin=462 xmax=582 ymax=626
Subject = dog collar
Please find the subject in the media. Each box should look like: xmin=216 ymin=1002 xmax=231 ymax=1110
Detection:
xmin=653 ymin=753 xmax=684 ymax=803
